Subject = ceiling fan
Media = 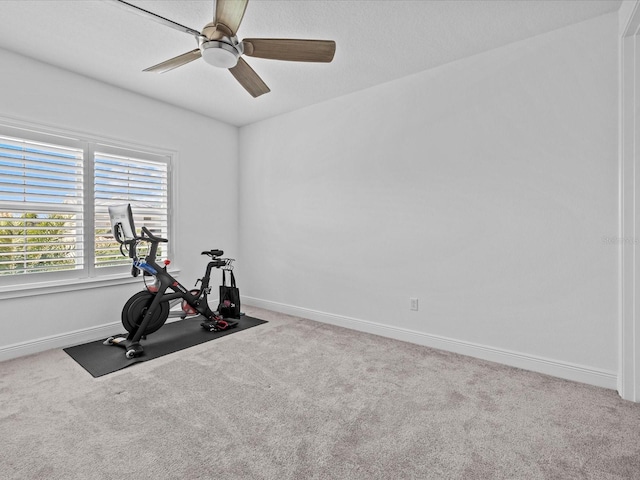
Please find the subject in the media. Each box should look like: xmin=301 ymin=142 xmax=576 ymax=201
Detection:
xmin=114 ymin=0 xmax=336 ymax=97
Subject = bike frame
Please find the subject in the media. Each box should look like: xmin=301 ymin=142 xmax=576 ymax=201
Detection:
xmin=127 ymin=226 xmax=225 ymax=345
xmin=107 ymin=204 xmax=235 ymax=359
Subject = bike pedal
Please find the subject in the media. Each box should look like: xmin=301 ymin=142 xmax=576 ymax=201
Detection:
xmin=200 ymin=321 xmax=219 ymax=332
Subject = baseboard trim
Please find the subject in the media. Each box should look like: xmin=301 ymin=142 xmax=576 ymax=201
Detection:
xmin=0 ymin=322 xmax=120 ymax=362
xmin=244 ymin=296 xmax=618 ymax=391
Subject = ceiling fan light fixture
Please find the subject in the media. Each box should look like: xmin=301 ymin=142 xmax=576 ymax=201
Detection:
xmin=124 ymin=0 xmax=336 ymax=97
xmin=200 ymin=41 xmax=239 ymax=68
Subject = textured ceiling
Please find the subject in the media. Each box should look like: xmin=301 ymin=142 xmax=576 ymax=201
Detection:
xmin=0 ymin=0 xmax=622 ymax=126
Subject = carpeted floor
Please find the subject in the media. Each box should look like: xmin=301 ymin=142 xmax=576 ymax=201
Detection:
xmin=1 ymin=306 xmax=639 ymax=479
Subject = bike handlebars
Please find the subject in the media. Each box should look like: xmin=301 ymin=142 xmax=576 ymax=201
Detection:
xmin=141 ymin=226 xmax=168 ymax=243
xmin=123 ymin=226 xmax=228 ymax=278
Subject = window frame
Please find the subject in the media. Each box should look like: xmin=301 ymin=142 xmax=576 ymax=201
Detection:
xmin=0 ymin=120 xmax=175 ymax=297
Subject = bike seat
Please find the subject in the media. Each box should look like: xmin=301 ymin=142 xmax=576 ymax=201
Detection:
xmin=202 ymin=249 xmax=223 ymax=257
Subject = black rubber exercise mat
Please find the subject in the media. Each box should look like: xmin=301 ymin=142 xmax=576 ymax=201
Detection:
xmin=64 ymin=316 xmax=267 ymax=377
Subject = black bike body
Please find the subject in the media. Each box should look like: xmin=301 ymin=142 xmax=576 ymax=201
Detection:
xmin=105 ymin=205 xmax=236 ymax=359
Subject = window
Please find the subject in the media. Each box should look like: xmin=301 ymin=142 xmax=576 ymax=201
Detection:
xmin=0 ymin=124 xmax=171 ymax=285
xmin=94 ymin=147 xmax=169 ymax=269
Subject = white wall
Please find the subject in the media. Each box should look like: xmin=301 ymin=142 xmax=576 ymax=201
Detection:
xmin=0 ymin=48 xmax=238 ymax=356
xmin=619 ymin=0 xmax=639 ymax=35
xmin=239 ymin=13 xmax=619 ymax=387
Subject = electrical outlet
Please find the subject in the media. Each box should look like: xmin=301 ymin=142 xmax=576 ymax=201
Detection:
xmin=410 ymin=297 xmax=419 ymax=311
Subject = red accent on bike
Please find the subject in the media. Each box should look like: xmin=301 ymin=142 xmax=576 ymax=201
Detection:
xmin=147 ymin=285 xmax=159 ymax=293
xmin=181 ymin=290 xmax=201 ymax=315
xmin=182 ymin=303 xmax=197 ymax=315
xmin=218 ymin=319 xmax=228 ymax=329
xmin=164 ymin=259 xmax=171 ymax=266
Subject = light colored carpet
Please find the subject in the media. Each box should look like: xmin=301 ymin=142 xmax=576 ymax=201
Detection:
xmin=1 ymin=307 xmax=639 ymax=479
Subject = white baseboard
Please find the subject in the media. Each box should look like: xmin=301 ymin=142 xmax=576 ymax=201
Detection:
xmin=244 ymin=296 xmax=618 ymax=391
xmin=2 ymin=298 xmax=619 ymax=392
xmin=0 ymin=322 xmax=120 ymax=362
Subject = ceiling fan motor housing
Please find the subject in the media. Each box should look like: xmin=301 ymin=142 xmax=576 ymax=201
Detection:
xmin=199 ymin=36 xmax=243 ymax=68
xmin=120 ymin=0 xmax=336 ymax=97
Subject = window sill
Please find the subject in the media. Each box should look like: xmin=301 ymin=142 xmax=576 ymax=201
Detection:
xmin=0 ymin=269 xmax=181 ymax=300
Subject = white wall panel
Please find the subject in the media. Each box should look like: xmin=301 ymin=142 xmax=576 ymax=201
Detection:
xmin=239 ymin=13 xmax=619 ymax=376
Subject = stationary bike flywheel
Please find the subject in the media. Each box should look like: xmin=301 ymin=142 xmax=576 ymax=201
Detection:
xmin=122 ymin=291 xmax=170 ymax=335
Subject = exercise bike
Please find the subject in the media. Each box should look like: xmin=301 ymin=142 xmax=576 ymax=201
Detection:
xmin=104 ymin=204 xmax=237 ymax=359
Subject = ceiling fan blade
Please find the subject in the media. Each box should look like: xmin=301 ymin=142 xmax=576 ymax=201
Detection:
xmin=229 ymin=58 xmax=270 ymax=97
xmin=112 ymin=0 xmax=202 ymax=38
xmin=242 ymin=39 xmax=336 ymax=63
xmin=143 ymin=49 xmax=202 ymax=73
xmin=215 ymin=0 xmax=249 ymax=36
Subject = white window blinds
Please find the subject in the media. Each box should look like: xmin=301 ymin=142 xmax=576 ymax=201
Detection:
xmin=0 ymin=122 xmax=172 ymax=284
xmin=0 ymin=134 xmax=84 ymax=276
xmin=94 ymin=150 xmax=169 ymax=269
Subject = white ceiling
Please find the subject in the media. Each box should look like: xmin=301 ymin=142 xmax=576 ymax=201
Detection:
xmin=0 ymin=0 xmax=622 ymax=127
